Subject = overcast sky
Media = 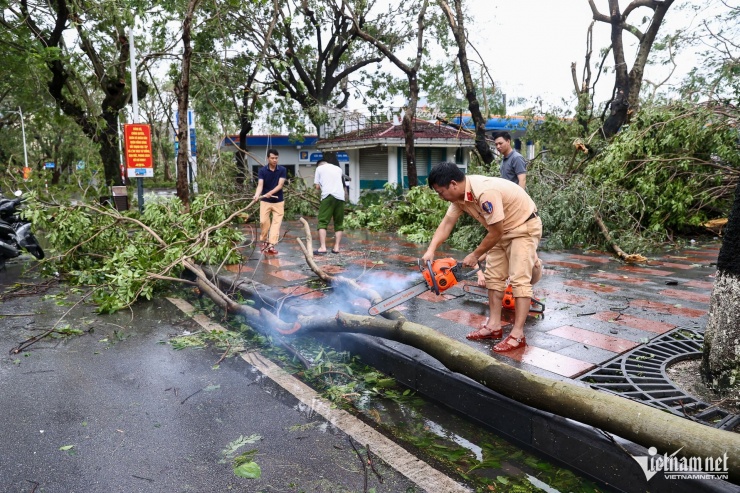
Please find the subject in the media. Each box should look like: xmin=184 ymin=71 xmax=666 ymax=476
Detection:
xmin=368 ymin=0 xmax=714 ymax=116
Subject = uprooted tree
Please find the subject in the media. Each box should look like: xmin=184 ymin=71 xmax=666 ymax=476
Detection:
xmin=20 ymin=196 xmax=740 ymax=483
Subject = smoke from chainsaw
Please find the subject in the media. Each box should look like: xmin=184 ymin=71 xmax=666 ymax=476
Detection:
xmin=291 ymin=267 xmax=423 ymax=318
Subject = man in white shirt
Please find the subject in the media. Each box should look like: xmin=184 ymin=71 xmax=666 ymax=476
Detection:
xmin=313 ymin=160 xmax=346 ymax=254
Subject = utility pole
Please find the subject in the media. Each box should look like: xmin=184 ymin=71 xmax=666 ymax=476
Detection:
xmin=129 ymin=28 xmax=144 ymax=213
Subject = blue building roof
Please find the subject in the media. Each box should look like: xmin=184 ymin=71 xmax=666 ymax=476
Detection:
xmin=219 ymin=135 xmax=318 ymax=149
xmin=449 ymin=115 xmax=541 ymax=134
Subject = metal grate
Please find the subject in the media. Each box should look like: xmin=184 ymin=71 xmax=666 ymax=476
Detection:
xmin=578 ymin=326 xmax=740 ymax=430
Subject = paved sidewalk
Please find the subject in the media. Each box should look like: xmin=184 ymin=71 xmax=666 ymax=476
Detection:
xmin=228 ymin=220 xmax=718 ymax=381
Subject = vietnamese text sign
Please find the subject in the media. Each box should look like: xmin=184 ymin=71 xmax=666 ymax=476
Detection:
xmin=124 ymin=123 xmax=154 ymax=178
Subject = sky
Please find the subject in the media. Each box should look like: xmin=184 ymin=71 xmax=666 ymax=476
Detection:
xmin=362 ymin=0 xmax=713 ymax=116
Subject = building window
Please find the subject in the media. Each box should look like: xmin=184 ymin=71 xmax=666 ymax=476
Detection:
xmin=455 ymin=148 xmax=464 ymax=164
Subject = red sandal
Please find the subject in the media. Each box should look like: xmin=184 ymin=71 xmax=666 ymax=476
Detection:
xmin=466 ymin=319 xmax=503 ymax=340
xmin=492 ymin=334 xmax=526 ymax=352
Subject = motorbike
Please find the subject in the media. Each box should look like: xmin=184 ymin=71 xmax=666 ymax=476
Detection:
xmin=0 ymin=190 xmax=44 ymax=269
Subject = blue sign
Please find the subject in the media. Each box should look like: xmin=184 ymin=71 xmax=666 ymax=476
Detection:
xmin=309 ymin=152 xmax=349 ymax=163
xmin=135 ymin=168 xmax=146 ymax=176
xmin=189 ymin=128 xmax=197 ymax=156
xmin=45 ymin=162 xmax=55 ymax=169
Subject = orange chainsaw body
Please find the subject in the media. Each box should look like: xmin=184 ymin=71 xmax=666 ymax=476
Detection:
xmin=502 ymin=285 xmax=516 ymax=310
xmin=421 ymin=258 xmax=460 ymax=295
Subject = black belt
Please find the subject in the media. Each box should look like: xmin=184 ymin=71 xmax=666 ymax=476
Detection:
xmin=526 ymin=211 xmax=539 ymax=222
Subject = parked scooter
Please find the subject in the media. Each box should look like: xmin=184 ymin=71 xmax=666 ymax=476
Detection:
xmin=0 ymin=190 xmax=44 ymax=268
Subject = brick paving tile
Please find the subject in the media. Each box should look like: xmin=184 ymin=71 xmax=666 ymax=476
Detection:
xmin=617 ymin=265 xmax=673 ymax=276
xmin=590 ymin=271 xmax=648 ymax=284
xmin=659 ymin=288 xmax=711 ymax=304
xmin=280 ymin=285 xmax=324 ymax=300
xmin=263 ymin=258 xmax=299 ymax=267
xmin=548 ymin=325 xmax=639 ymax=353
xmin=542 ymin=291 xmax=591 ymax=305
xmin=683 ymin=280 xmax=714 ymax=290
xmin=386 ymin=253 xmax=420 ymax=263
xmin=650 ymin=261 xmax=695 ymax=270
xmin=436 ymin=309 xmax=490 ymax=328
xmin=321 ymin=265 xmax=346 ymax=275
xmin=500 ymin=346 xmax=594 ymax=378
xmin=351 ymin=258 xmax=386 ymax=268
xmin=568 ymin=254 xmax=611 ymax=264
xmin=547 ymin=260 xmax=591 ymax=269
xmin=591 ymin=311 xmax=675 ymax=334
xmin=629 ymin=299 xmax=706 ymax=318
xmin=351 ymin=298 xmax=372 ymax=309
xmin=224 ymin=264 xmax=255 ymax=273
xmin=417 ymin=291 xmax=457 ymax=303
xmin=269 ymin=269 xmax=310 ymax=282
xmin=678 ymin=257 xmax=715 ymax=264
xmin=563 ymin=279 xmax=620 ymax=293
xmin=683 ymin=250 xmax=719 ymax=257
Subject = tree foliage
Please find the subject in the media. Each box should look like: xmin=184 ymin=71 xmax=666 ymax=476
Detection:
xmin=584 ymin=102 xmax=739 ymax=232
xmin=29 ymin=193 xmax=245 ymax=313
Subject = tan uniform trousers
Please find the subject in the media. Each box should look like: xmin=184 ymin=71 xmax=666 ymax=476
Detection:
xmin=259 ymin=201 xmax=285 ymax=245
xmin=484 ymin=216 xmax=542 ymax=298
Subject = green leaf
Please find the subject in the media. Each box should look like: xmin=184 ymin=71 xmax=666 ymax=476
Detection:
xmin=233 ymin=461 xmax=261 ymax=478
xmin=59 ymin=445 xmax=75 ymax=451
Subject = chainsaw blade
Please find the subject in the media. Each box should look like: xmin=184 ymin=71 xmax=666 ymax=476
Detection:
xmin=462 ymin=284 xmax=488 ymax=297
xmin=368 ymin=281 xmax=430 ymax=315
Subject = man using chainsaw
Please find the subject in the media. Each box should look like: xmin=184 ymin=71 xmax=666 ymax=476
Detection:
xmin=422 ymin=162 xmax=542 ymax=352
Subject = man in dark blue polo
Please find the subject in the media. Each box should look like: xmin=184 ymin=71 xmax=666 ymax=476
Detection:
xmin=253 ymin=148 xmax=286 ymax=255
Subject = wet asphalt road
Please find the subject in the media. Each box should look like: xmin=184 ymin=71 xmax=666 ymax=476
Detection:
xmin=0 ymin=261 xmax=421 ymax=493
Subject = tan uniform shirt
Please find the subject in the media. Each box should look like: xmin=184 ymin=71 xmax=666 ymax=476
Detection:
xmin=444 ymin=175 xmax=536 ymax=231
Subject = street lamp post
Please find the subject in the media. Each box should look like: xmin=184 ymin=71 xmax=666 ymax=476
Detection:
xmin=17 ymin=107 xmax=28 ymax=173
xmin=4 ymin=107 xmax=28 ymax=173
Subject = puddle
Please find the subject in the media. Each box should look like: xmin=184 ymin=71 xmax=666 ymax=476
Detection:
xmin=325 ymin=373 xmax=601 ymax=492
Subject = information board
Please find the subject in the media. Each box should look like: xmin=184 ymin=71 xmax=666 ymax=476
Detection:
xmin=124 ymin=123 xmax=154 ymax=178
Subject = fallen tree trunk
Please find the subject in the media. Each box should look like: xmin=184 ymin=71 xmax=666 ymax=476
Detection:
xmin=191 ymin=219 xmax=740 ymax=483
xmin=204 ymin=282 xmax=740 ymax=482
xmin=73 ymin=203 xmax=736 ymax=482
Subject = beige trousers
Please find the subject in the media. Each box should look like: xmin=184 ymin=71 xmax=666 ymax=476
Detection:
xmin=259 ymin=201 xmax=285 ymax=245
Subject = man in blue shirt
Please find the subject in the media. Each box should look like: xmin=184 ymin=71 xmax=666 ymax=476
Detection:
xmin=494 ymin=131 xmax=527 ymax=188
xmin=253 ymin=149 xmax=287 ymax=255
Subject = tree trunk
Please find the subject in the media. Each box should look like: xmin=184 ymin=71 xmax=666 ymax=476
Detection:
xmin=174 ymin=0 xmax=201 ymax=208
xmin=702 ymin=181 xmax=740 ymax=390
xmin=592 ymin=0 xmax=675 ymax=138
xmin=438 ymin=0 xmax=494 ymax=164
xmin=402 ymin=75 xmax=420 ymax=188
xmin=211 ymin=270 xmax=740 ymax=483
xmin=236 ymin=87 xmax=253 ymax=186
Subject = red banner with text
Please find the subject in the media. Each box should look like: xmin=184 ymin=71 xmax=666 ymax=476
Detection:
xmin=124 ymin=123 xmax=154 ymax=178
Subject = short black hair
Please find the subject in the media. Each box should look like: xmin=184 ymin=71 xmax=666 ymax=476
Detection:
xmin=492 ymin=131 xmax=512 ymax=142
xmin=428 ymin=162 xmax=465 ymax=188
xmin=267 ymin=148 xmax=279 ymax=157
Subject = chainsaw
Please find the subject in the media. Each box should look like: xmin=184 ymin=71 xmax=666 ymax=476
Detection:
xmin=463 ymin=284 xmax=545 ymax=314
xmin=368 ymin=258 xmax=474 ymax=316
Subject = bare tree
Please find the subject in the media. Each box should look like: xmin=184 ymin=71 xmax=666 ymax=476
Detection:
xmin=263 ymin=0 xmax=398 ymax=136
xmin=437 ymin=0 xmax=494 ymax=164
xmin=348 ymin=1 xmax=430 ymax=187
xmin=588 ymin=0 xmax=675 ymax=138
xmin=173 ymin=0 xmax=202 ymax=207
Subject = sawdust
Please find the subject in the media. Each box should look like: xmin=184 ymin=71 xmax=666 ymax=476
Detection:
xmin=667 ymin=359 xmax=740 ymax=416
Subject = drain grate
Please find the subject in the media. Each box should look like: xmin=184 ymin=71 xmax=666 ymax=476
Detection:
xmin=578 ymin=326 xmax=740 ymax=430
